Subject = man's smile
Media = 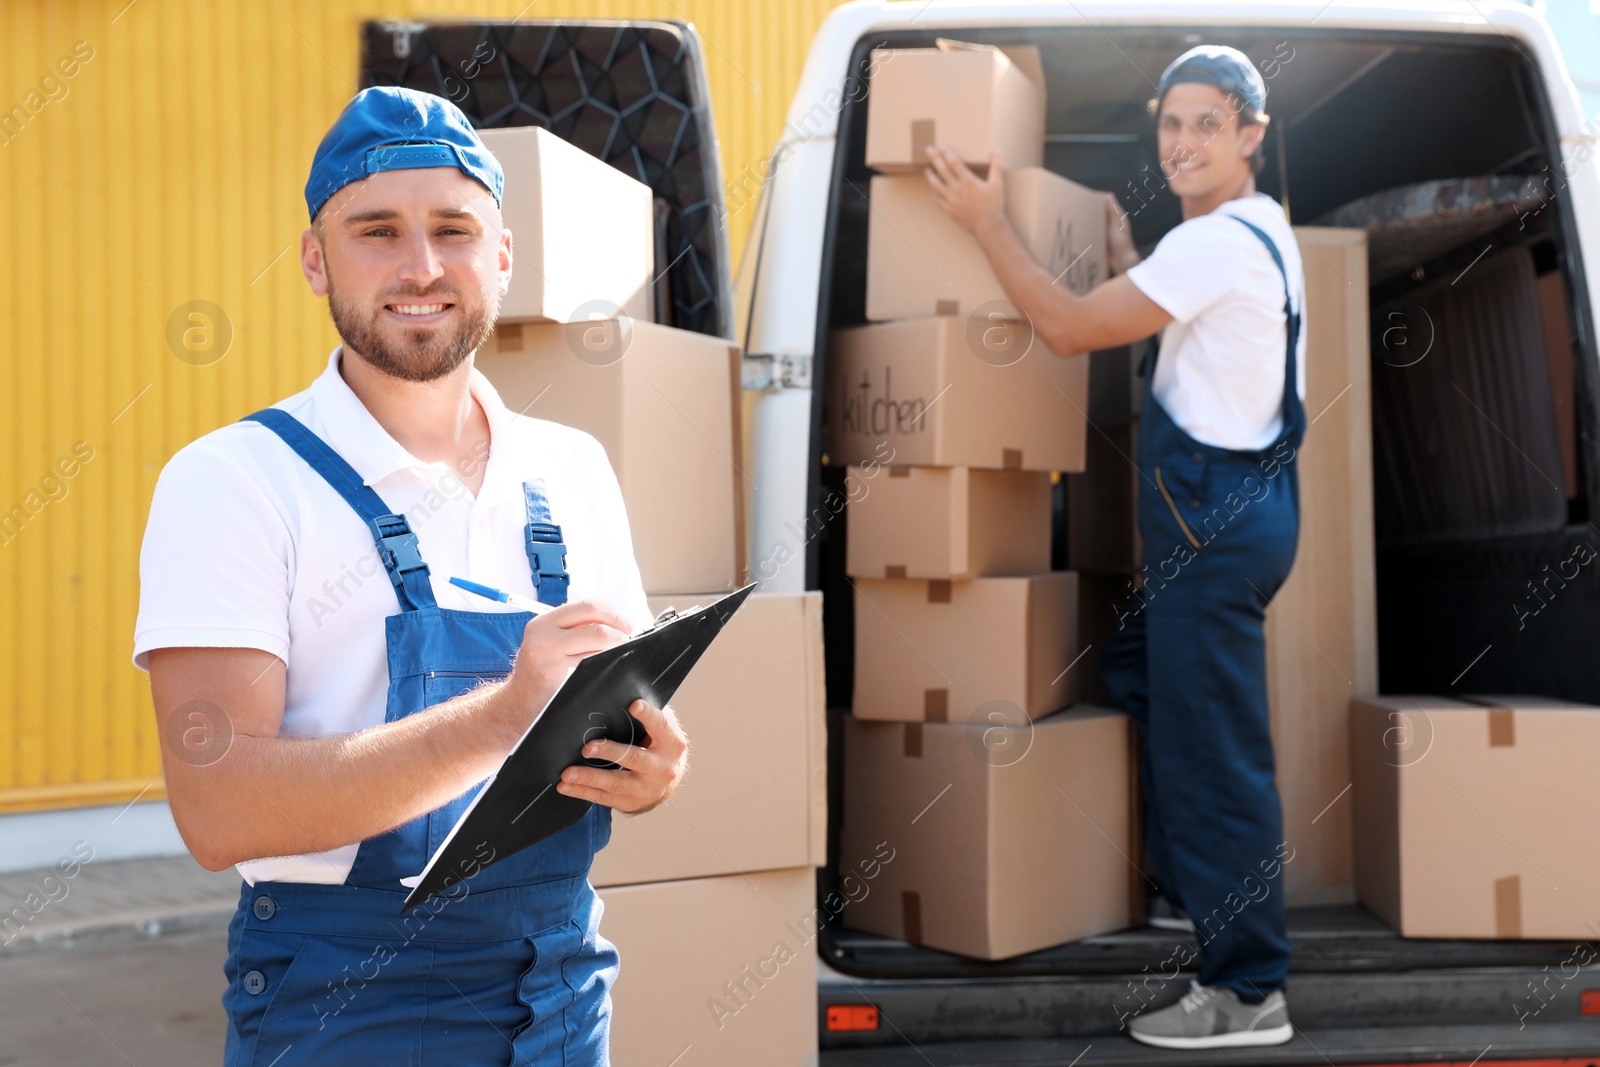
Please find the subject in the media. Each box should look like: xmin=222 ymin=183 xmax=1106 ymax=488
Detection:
xmin=385 ymin=301 xmax=455 ymax=323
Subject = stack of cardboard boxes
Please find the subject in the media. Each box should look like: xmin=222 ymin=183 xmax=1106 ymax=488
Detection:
xmin=475 ymin=126 xmax=823 ymax=1065
xmin=829 ymin=44 xmax=1140 ymax=960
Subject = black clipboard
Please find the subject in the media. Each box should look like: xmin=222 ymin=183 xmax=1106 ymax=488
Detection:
xmin=401 ymin=583 xmax=756 ymax=908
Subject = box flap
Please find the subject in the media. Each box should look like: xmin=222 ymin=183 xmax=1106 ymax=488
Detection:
xmin=929 ymin=39 xmax=1045 ymax=90
xmin=996 ymin=44 xmax=1045 ymax=90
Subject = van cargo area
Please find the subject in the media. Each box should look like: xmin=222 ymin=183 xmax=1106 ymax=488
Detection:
xmin=810 ymin=22 xmax=1600 ymax=1065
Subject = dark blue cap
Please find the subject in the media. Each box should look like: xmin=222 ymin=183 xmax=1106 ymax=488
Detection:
xmin=1157 ymin=45 xmax=1267 ymax=114
xmin=304 ymin=86 xmax=503 ymax=223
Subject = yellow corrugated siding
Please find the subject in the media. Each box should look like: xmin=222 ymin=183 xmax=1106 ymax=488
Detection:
xmin=0 ymin=0 xmax=849 ymax=815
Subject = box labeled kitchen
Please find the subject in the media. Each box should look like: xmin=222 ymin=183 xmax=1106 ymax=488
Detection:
xmin=828 ymin=316 xmax=1089 ymax=472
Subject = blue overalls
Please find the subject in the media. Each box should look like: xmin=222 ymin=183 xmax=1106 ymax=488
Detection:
xmin=1101 ymin=219 xmax=1306 ymax=996
xmin=221 ymin=409 xmax=616 ymax=1066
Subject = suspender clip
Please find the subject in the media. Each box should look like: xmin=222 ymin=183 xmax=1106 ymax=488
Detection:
xmin=525 ymin=522 xmax=569 ymax=589
xmin=371 ymin=514 xmax=429 ymax=582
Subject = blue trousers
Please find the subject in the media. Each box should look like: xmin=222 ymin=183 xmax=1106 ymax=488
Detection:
xmin=1101 ymin=395 xmax=1300 ymax=995
xmin=222 ymin=872 xmax=615 ymax=1065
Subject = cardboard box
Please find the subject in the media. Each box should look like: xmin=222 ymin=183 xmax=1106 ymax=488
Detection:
xmin=1350 ymin=695 xmax=1600 ymax=939
xmin=477 ymin=320 xmax=744 ymax=595
xmin=1266 ymin=229 xmax=1376 ymax=906
xmin=591 ymin=592 xmax=826 ymax=886
xmin=600 ymin=867 xmax=818 ymax=1066
xmin=1067 ymin=420 xmax=1138 ymax=574
xmin=866 ymin=169 xmax=1107 ymax=321
xmin=828 ymin=316 xmax=1089 ymax=472
xmin=865 ymin=42 xmax=1044 ymax=172
xmin=478 ymin=126 xmax=653 ymax=323
xmin=839 ymin=707 xmax=1135 ymax=959
xmin=853 ymin=572 xmax=1079 ymax=722
xmin=846 ymin=465 xmax=1051 ymax=579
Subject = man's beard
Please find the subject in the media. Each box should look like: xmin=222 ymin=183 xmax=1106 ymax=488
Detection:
xmin=328 ymin=279 xmax=498 ymax=383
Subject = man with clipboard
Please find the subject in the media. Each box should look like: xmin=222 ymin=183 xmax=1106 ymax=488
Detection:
xmin=134 ymin=87 xmax=687 ymax=1064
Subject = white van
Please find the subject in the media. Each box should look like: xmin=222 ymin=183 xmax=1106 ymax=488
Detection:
xmin=369 ymin=4 xmax=1600 ymax=1060
xmin=736 ymin=2 xmax=1600 ymax=1061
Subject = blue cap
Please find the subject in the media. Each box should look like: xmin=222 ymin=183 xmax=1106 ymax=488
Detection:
xmin=1157 ymin=45 xmax=1267 ymax=114
xmin=304 ymin=86 xmax=504 ymax=223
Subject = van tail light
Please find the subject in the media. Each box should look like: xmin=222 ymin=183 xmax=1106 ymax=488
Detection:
xmin=1580 ymin=989 xmax=1600 ymax=1014
xmin=826 ymin=1004 xmax=880 ymax=1032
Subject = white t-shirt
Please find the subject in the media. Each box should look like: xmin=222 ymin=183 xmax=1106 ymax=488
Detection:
xmin=1126 ymin=194 xmax=1308 ymax=452
xmin=134 ymin=347 xmax=653 ymax=886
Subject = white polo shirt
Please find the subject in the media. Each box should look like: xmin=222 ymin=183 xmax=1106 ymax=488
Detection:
xmin=1127 ymin=194 xmax=1308 ymax=452
xmin=134 ymin=347 xmax=653 ymax=886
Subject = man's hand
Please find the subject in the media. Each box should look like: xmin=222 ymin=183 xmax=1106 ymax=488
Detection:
xmin=555 ymin=699 xmax=688 ymax=814
xmin=1105 ymin=192 xmax=1141 ymax=275
xmin=924 ymin=145 xmax=1006 ymax=234
xmin=919 ymin=145 xmax=1173 ymax=356
xmin=484 ymin=600 xmax=634 ymax=749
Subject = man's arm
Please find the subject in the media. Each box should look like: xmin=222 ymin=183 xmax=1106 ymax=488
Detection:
xmin=924 ymin=146 xmax=1173 ymax=357
xmin=150 ymin=600 xmax=633 ymax=872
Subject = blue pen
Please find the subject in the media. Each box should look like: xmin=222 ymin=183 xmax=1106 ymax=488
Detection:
xmin=449 ymin=576 xmax=556 ymax=615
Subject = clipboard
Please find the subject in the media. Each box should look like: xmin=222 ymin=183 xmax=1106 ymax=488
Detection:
xmin=401 ymin=583 xmax=756 ymax=909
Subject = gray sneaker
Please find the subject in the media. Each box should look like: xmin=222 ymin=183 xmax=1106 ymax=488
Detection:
xmin=1128 ymin=981 xmax=1293 ymax=1049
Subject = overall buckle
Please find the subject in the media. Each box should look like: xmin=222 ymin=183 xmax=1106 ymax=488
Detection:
xmin=371 ymin=514 xmax=429 ymax=587
xmin=525 ymin=521 xmax=567 ymax=581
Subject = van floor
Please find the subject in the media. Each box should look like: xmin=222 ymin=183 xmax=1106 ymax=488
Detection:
xmin=819 ymin=905 xmax=1600 ymax=1062
xmin=824 ymin=904 xmax=1581 ymax=978
xmin=818 ymin=1024 xmax=1600 ymax=1066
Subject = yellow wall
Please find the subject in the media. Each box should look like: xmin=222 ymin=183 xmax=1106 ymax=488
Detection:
xmin=0 ymin=0 xmax=849 ymax=814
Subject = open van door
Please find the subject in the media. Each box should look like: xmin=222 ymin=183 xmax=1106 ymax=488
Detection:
xmin=737 ymin=128 xmax=840 ymax=596
xmin=360 ymin=19 xmax=734 ymax=340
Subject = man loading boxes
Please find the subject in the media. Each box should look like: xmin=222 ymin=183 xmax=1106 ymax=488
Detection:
xmin=926 ymin=46 xmax=1306 ymax=1049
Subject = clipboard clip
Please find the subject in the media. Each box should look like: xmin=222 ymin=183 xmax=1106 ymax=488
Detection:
xmin=636 ymin=603 xmax=700 ymax=638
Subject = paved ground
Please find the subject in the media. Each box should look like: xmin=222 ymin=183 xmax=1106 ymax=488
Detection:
xmin=0 ymin=854 xmax=239 ymax=1065
xmin=0 ymin=852 xmax=240 ymax=956
xmin=0 ymin=928 xmax=228 ymax=1065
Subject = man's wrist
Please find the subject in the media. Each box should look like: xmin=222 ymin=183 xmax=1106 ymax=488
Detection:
xmin=971 ymin=207 xmax=1011 ymax=245
xmin=473 ymin=678 xmax=528 ymax=754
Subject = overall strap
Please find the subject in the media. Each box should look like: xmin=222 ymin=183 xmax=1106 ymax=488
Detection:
xmin=243 ymin=409 xmax=438 ymax=612
xmin=522 ymin=479 xmax=569 ymax=606
xmin=1229 ymin=216 xmax=1306 ymax=450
